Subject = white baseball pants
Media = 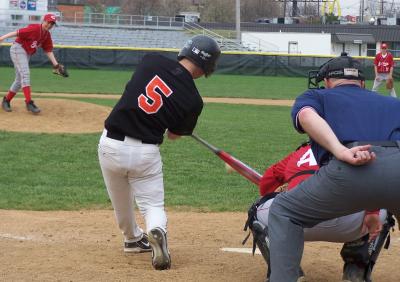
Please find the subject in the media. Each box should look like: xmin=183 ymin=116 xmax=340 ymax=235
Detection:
xmin=98 ymin=130 xmax=167 ymax=242
xmin=9 ymin=43 xmax=31 ymax=92
xmin=257 ymin=198 xmax=387 ymax=243
xmin=372 ymin=73 xmax=397 ymax=97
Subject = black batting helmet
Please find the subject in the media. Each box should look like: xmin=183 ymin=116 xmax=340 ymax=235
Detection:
xmin=315 ymin=52 xmax=365 ymax=83
xmin=178 ymin=35 xmax=221 ymax=77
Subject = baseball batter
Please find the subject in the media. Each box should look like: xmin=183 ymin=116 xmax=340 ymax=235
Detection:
xmin=252 ymin=142 xmax=386 ymax=281
xmin=268 ymin=53 xmax=400 ymax=282
xmin=98 ymin=35 xmax=220 ymax=270
xmin=0 ymin=13 xmax=64 ymax=113
xmin=372 ymin=43 xmax=397 ymax=97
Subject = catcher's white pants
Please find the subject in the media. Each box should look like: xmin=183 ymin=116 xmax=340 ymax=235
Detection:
xmin=257 ymin=198 xmax=387 ymax=243
xmin=372 ymin=73 xmax=397 ymax=97
xmin=98 ymin=129 xmax=167 ymax=241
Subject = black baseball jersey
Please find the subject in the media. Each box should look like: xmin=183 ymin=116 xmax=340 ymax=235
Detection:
xmin=105 ymin=54 xmax=203 ymax=144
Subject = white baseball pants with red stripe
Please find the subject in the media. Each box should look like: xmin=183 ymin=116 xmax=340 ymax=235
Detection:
xmin=9 ymin=43 xmax=31 ymax=93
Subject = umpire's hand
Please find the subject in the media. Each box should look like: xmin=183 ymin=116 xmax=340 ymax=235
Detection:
xmin=337 ymin=145 xmax=376 ymax=166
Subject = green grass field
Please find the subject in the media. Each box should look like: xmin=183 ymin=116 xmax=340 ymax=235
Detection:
xmin=0 ymin=66 xmax=380 ymax=99
xmin=0 ymin=66 xmax=388 ymax=211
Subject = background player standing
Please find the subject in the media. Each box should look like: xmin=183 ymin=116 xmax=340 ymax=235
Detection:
xmin=98 ymin=35 xmax=220 ymax=270
xmin=372 ymin=43 xmax=397 ymax=97
xmin=0 ymin=13 xmax=63 ymax=113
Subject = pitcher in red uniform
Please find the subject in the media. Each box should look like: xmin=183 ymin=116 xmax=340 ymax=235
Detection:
xmin=372 ymin=43 xmax=397 ymax=97
xmin=0 ymin=13 xmax=62 ymax=113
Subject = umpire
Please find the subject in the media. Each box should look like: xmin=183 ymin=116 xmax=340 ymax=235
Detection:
xmin=268 ymin=53 xmax=400 ymax=282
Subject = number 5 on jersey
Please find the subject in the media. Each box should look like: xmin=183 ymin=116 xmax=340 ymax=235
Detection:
xmin=138 ymin=75 xmax=173 ymax=114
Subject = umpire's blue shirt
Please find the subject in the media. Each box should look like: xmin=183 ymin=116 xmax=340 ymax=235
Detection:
xmin=291 ymin=84 xmax=400 ymax=165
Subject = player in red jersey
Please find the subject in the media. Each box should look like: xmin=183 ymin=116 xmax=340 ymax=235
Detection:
xmin=246 ymin=142 xmax=387 ymax=281
xmin=0 ymin=13 xmax=62 ymax=113
xmin=372 ymin=43 xmax=397 ymax=97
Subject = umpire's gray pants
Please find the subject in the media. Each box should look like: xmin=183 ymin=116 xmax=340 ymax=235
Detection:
xmin=268 ymin=146 xmax=400 ymax=282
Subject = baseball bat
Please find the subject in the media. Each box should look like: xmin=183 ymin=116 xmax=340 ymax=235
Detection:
xmin=191 ymin=133 xmax=262 ymax=186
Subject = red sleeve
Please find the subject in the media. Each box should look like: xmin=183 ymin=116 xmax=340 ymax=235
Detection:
xmin=42 ymin=32 xmax=53 ymax=53
xmin=374 ymin=54 xmax=379 ymax=66
xmin=259 ymin=152 xmax=292 ymax=196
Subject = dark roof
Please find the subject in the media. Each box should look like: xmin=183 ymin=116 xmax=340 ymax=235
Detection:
xmin=332 ymin=33 xmax=375 ymax=44
xmin=201 ymin=22 xmax=400 ymax=42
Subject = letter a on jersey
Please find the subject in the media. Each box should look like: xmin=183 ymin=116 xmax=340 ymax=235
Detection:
xmin=297 ymin=148 xmax=317 ymax=167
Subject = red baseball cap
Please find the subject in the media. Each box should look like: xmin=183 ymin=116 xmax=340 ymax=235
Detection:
xmin=381 ymin=43 xmax=388 ymax=49
xmin=43 ymin=13 xmax=57 ymax=24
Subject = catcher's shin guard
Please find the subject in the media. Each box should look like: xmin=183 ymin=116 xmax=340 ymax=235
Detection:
xmin=364 ymin=212 xmax=396 ymax=282
xmin=341 ymin=234 xmax=370 ymax=282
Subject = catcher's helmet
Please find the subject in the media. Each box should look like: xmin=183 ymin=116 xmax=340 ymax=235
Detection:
xmin=315 ymin=52 xmax=365 ymax=83
xmin=178 ymin=35 xmax=221 ymax=77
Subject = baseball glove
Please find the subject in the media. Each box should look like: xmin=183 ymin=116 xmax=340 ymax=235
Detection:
xmin=386 ymin=78 xmax=394 ymax=89
xmin=53 ymin=64 xmax=69 ymax=78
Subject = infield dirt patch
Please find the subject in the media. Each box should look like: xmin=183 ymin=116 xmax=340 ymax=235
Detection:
xmin=0 ymin=98 xmax=110 ymax=134
xmin=0 ymin=210 xmax=399 ymax=282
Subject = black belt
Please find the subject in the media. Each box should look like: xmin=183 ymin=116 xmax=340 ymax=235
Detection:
xmin=106 ymin=131 xmax=158 ymax=145
xmin=345 ymin=141 xmax=400 ymax=148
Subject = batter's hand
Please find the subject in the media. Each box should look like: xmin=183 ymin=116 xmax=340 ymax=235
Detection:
xmin=362 ymin=213 xmax=382 ymax=241
xmin=336 ymin=145 xmax=376 ymax=165
xmin=375 ymin=77 xmax=382 ymax=82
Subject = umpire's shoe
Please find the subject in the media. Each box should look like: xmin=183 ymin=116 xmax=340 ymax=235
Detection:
xmin=124 ymin=233 xmax=152 ymax=253
xmin=2 ymin=97 xmax=12 ymax=112
xmin=26 ymin=100 xmax=41 ymax=114
xmin=148 ymin=227 xmax=171 ymax=270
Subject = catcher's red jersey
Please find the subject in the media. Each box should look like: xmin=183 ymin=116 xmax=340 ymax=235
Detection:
xmin=15 ymin=24 xmax=53 ymax=55
xmin=259 ymin=144 xmax=319 ymax=196
xmin=374 ymin=52 xmax=394 ymax=73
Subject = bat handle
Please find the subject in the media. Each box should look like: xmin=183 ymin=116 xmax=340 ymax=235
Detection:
xmin=191 ymin=133 xmax=220 ymax=153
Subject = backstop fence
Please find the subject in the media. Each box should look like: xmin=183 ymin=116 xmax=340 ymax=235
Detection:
xmin=0 ymin=45 xmax=394 ymax=80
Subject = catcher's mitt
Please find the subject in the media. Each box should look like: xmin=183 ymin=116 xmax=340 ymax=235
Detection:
xmin=386 ymin=78 xmax=394 ymax=89
xmin=53 ymin=64 xmax=69 ymax=78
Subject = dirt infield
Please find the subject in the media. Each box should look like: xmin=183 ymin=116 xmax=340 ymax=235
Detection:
xmin=0 ymin=210 xmax=399 ymax=282
xmin=0 ymin=95 xmax=399 ymax=281
xmin=0 ymin=98 xmax=109 ymax=133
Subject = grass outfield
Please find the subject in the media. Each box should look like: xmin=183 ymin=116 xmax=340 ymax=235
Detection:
xmin=0 ymin=66 xmax=381 ymax=99
xmin=0 ymin=67 xmax=388 ymax=211
xmin=0 ymin=98 xmax=304 ymax=211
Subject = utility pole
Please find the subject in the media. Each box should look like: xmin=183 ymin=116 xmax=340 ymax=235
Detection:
xmin=360 ymin=0 xmax=365 ymax=22
xmin=380 ymin=0 xmax=384 ymax=15
xmin=236 ymin=0 xmax=241 ymax=44
xmin=293 ymin=0 xmax=298 ymax=16
xmin=283 ymin=0 xmax=287 ymax=17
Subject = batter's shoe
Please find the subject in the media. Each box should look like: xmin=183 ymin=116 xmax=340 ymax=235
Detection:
xmin=2 ymin=97 xmax=12 ymax=112
xmin=124 ymin=233 xmax=152 ymax=253
xmin=148 ymin=227 xmax=171 ymax=270
xmin=26 ymin=100 xmax=41 ymax=114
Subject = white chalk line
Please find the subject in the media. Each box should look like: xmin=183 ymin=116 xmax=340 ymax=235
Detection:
xmin=0 ymin=233 xmax=34 ymax=241
xmin=221 ymin=247 xmax=261 ymax=255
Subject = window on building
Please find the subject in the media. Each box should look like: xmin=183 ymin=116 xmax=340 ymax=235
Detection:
xmin=366 ymin=43 xmax=376 ymax=57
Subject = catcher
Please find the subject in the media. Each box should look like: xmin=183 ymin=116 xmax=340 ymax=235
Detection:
xmin=372 ymin=43 xmax=396 ymax=98
xmin=244 ymin=142 xmax=392 ymax=282
xmin=0 ymin=13 xmax=68 ymax=114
